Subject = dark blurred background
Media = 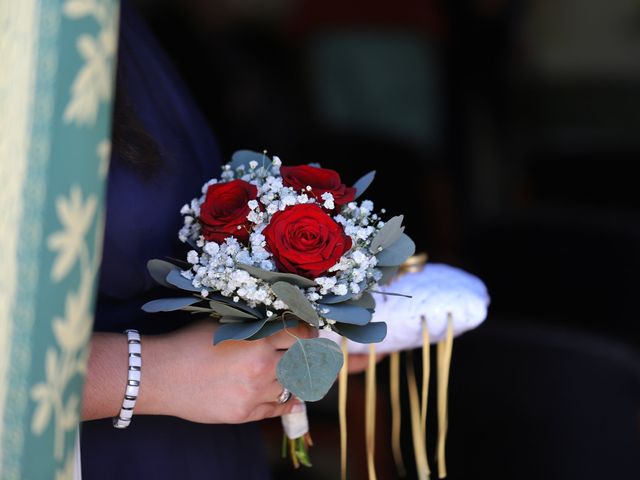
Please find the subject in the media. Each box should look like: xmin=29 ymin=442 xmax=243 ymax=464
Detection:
xmin=132 ymin=0 xmax=640 ymax=478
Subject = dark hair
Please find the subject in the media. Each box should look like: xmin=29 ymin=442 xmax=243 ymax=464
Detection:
xmin=111 ymin=69 xmax=163 ymax=176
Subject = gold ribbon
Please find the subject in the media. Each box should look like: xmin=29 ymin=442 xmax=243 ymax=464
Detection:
xmin=339 ymin=337 xmax=349 ymax=480
xmin=389 ymin=351 xmax=406 ymax=477
xmin=421 ymin=316 xmax=431 ymax=440
xmin=365 ymin=344 xmax=378 ymax=480
xmin=407 ymin=350 xmax=430 ymax=480
xmin=436 ymin=315 xmax=454 ymax=478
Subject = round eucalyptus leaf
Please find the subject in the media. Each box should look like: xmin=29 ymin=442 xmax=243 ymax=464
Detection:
xmin=353 ymin=170 xmax=376 ymax=199
xmin=377 ymin=265 xmax=400 ymax=286
xmin=343 ymin=291 xmax=376 ymax=310
xmin=209 ymin=300 xmax=259 ymax=319
xmin=320 ymin=304 xmax=372 ymax=325
xmin=318 ymin=291 xmax=355 ymax=305
xmin=141 ymin=297 xmax=201 ymax=313
xmin=147 ymin=259 xmax=180 ymax=289
xmin=334 ymin=322 xmax=387 ymax=344
xmin=237 ymin=264 xmax=317 ymax=288
xmin=166 ymin=270 xmax=201 ymax=292
xmin=271 ymin=281 xmax=320 ymax=327
xmin=375 ymin=233 xmax=416 ymax=267
xmin=246 ymin=318 xmax=299 ymax=341
xmin=213 ymin=318 xmax=269 ymax=345
xmin=219 ymin=316 xmax=253 ymax=324
xmin=369 ymin=215 xmax=405 ymax=253
xmin=208 ymin=293 xmax=264 ymax=318
xmin=276 ymin=338 xmax=344 ymax=402
xmin=230 ymin=150 xmax=271 ymax=171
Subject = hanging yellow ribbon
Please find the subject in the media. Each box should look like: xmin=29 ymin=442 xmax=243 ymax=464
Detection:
xmin=436 ymin=315 xmax=454 ymax=479
xmin=389 ymin=351 xmax=406 ymax=477
xmin=421 ymin=316 xmax=431 ymax=440
xmin=407 ymin=350 xmax=430 ymax=480
xmin=365 ymin=344 xmax=378 ymax=480
xmin=339 ymin=337 xmax=349 ymax=480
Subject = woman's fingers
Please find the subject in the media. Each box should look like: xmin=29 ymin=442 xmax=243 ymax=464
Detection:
xmin=258 ymin=379 xmax=289 ymax=404
xmin=246 ymin=398 xmax=304 ymax=422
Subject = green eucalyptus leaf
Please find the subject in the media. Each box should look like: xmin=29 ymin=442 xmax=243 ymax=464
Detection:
xmin=208 ymin=293 xmax=264 ymax=318
xmin=141 ymin=297 xmax=201 ymax=313
xmin=320 ymin=304 xmax=372 ymax=325
xmin=246 ymin=318 xmax=299 ymax=341
xmin=219 ymin=316 xmax=252 ymax=324
xmin=308 ymin=162 xmax=322 ymax=168
xmin=271 ymin=282 xmax=320 ymax=327
xmin=343 ymin=291 xmax=376 ymax=310
xmin=318 ymin=291 xmax=355 ymax=304
xmin=369 ymin=215 xmax=405 ymax=253
xmin=276 ymin=338 xmax=344 ymax=402
xmin=213 ymin=318 xmax=269 ymax=344
xmin=353 ymin=170 xmax=376 ymax=199
xmin=209 ymin=300 xmax=259 ymax=319
xmin=182 ymin=306 xmax=216 ymax=313
xmin=164 ymin=256 xmax=192 ymax=269
xmin=237 ymin=264 xmax=317 ymax=288
xmin=377 ymin=265 xmax=400 ymax=285
xmin=334 ymin=322 xmax=387 ymax=344
xmin=166 ymin=270 xmax=200 ymax=292
xmin=230 ymin=150 xmax=271 ymax=171
xmin=147 ymin=259 xmax=180 ymax=289
xmin=376 ymin=233 xmax=416 ymax=266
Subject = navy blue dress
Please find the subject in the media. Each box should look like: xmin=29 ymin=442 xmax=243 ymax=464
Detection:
xmin=80 ymin=3 xmax=270 ymax=478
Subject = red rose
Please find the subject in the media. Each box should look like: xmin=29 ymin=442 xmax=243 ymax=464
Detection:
xmin=263 ymin=203 xmax=352 ymax=279
xmin=199 ymin=179 xmax=257 ymax=244
xmin=280 ymin=165 xmax=356 ymax=208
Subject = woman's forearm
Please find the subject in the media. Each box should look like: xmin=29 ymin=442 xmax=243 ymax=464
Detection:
xmin=82 ymin=332 xmax=169 ymax=421
xmin=81 ymin=321 xmax=310 ymax=424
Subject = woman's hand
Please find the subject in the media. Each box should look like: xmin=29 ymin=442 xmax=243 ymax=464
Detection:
xmin=82 ymin=320 xmax=316 ymax=424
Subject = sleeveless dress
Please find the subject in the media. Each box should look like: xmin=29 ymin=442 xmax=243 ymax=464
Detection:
xmin=80 ymin=3 xmax=270 ymax=478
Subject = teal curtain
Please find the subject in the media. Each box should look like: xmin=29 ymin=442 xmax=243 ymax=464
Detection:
xmin=0 ymin=0 xmax=120 ymax=478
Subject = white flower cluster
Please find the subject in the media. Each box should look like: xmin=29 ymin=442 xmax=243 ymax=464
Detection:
xmin=177 ymin=157 xmax=388 ymax=320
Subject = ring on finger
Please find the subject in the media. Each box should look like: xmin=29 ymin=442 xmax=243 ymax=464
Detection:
xmin=277 ymin=388 xmax=292 ymax=404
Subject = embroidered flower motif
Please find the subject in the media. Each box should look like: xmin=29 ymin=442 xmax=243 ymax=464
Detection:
xmin=47 ymin=185 xmax=97 ymax=282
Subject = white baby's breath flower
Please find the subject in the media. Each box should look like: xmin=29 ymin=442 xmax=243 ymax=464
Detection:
xmin=332 ymin=283 xmax=348 ymax=296
xmin=281 ymin=194 xmax=297 ymax=207
xmin=273 ymin=300 xmax=288 ymax=310
xmin=204 ymin=242 xmax=220 ymax=256
xmin=321 ymin=192 xmax=335 ymax=210
xmin=360 ymin=200 xmax=374 ymax=212
xmin=187 ymin=250 xmax=199 ymax=265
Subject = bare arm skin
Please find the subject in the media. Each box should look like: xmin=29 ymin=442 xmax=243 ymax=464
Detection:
xmin=82 ymin=320 xmax=316 ymax=424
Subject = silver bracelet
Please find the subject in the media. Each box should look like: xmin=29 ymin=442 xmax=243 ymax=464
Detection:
xmin=113 ymin=329 xmax=141 ymax=429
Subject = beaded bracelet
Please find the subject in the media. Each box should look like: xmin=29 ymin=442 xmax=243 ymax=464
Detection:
xmin=112 ymin=329 xmax=141 ymax=429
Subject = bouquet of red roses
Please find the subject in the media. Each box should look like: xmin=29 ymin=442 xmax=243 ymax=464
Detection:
xmin=142 ymin=150 xmax=414 ymax=464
